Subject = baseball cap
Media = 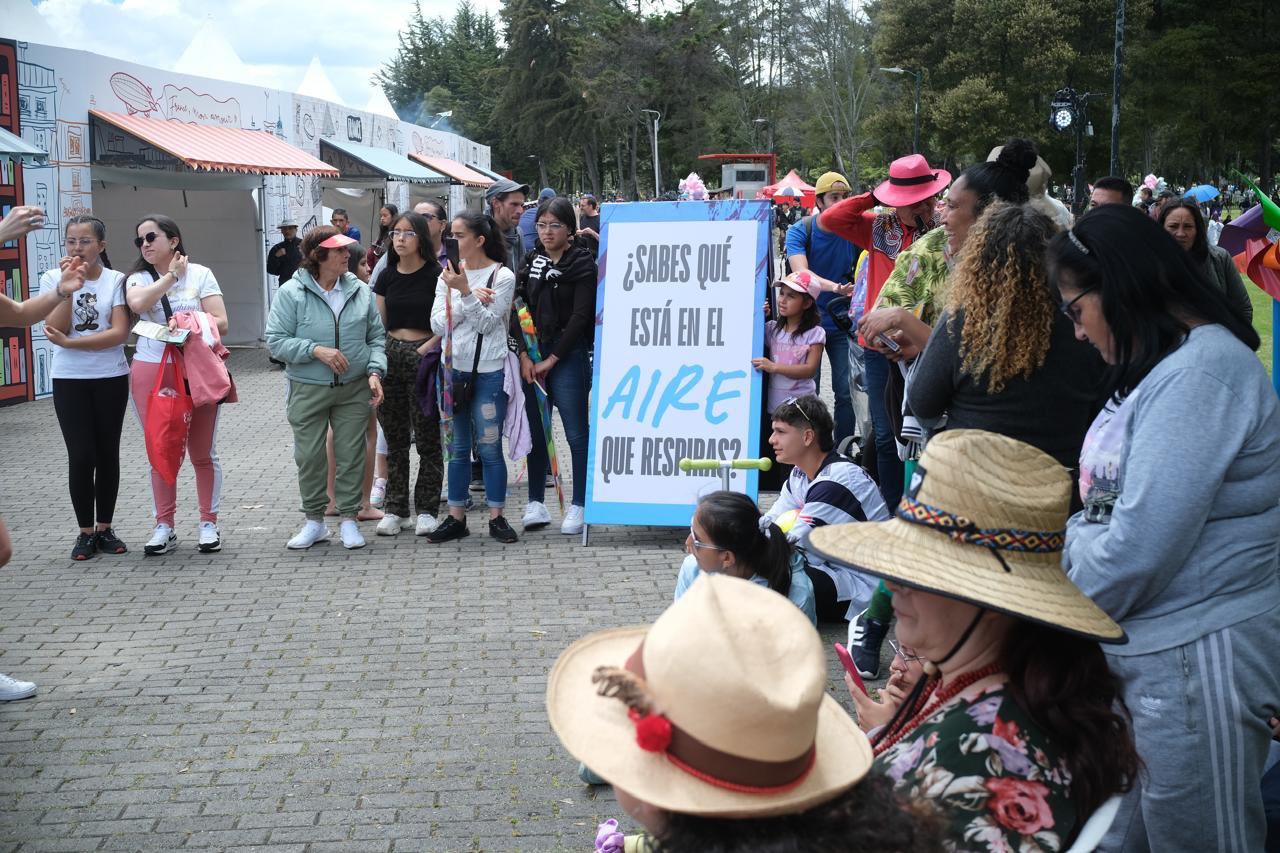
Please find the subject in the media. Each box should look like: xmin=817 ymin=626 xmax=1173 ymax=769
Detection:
xmin=815 ymin=172 xmax=851 ymax=196
xmin=486 ymin=178 xmax=531 ymax=201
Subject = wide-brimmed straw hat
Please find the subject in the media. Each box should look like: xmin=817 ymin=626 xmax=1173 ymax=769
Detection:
xmin=546 ymin=574 xmax=872 ymax=817
xmin=874 ymin=154 xmax=952 ymax=208
xmin=808 ymin=430 xmax=1124 ymax=643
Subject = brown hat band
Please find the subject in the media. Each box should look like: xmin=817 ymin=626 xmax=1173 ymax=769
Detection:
xmin=896 ymin=496 xmax=1065 ymax=553
xmin=592 ymin=643 xmax=818 ymax=794
xmin=888 ymin=172 xmax=940 ymax=187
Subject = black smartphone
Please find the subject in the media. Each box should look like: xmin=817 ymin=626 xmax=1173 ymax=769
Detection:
xmin=443 ymin=237 xmax=460 ymax=273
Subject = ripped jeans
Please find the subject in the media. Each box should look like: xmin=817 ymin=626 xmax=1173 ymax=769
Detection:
xmin=447 ymin=368 xmax=508 ymax=508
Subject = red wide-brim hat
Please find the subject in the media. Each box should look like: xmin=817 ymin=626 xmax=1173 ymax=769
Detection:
xmin=874 ymin=154 xmax=952 ymax=208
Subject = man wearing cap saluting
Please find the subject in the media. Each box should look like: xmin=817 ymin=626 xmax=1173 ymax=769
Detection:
xmin=267 ymin=219 xmax=303 ymax=287
xmin=785 ymin=172 xmax=861 ymax=452
xmin=818 ymin=155 xmax=950 ymax=512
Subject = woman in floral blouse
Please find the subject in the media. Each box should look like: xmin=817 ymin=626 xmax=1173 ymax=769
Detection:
xmin=809 ymin=429 xmax=1139 ymax=851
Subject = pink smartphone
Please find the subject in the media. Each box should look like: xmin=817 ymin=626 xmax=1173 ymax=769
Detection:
xmin=833 ymin=643 xmax=867 ymax=694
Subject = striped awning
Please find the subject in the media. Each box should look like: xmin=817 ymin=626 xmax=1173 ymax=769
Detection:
xmin=89 ymin=110 xmax=338 ymax=177
xmin=319 ymin=138 xmax=446 ymax=184
xmin=407 ymin=153 xmax=494 ymax=188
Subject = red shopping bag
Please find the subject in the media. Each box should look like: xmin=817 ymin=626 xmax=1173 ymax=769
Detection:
xmin=144 ymin=344 xmax=194 ymax=486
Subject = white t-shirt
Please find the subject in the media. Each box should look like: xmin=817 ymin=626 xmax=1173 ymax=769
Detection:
xmin=320 ymin=283 xmax=347 ymax=317
xmin=38 ymin=267 xmax=129 ymax=380
xmin=126 ymin=263 xmax=223 ymax=363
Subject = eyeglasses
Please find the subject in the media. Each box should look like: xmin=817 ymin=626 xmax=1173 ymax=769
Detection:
xmin=535 ymin=222 xmax=568 ymax=232
xmin=389 ymin=229 xmax=418 ymax=239
xmin=1058 ymin=287 xmax=1097 ymax=323
xmin=134 ymin=231 xmax=161 ymax=248
xmin=64 ymin=238 xmax=98 ymax=248
xmin=888 ymin=638 xmax=923 ymax=663
xmin=781 ymin=396 xmax=813 ymax=427
xmin=689 ymin=527 xmax=727 ymax=552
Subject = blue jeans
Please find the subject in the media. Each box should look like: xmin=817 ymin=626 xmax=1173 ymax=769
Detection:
xmin=447 ymin=369 xmax=508 ymax=508
xmin=862 ymin=349 xmax=903 ymax=509
xmin=821 ymin=326 xmax=855 ymax=445
xmin=526 ymin=345 xmax=591 ymax=507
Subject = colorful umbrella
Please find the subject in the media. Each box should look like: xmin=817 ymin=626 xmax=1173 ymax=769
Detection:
xmin=775 ymin=186 xmax=803 ymax=197
xmin=1184 ymin=184 xmax=1220 ymax=203
xmin=1218 ymin=204 xmax=1269 ymax=257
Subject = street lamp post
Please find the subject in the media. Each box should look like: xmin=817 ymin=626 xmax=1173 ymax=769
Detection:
xmin=880 ymin=67 xmax=922 ymax=153
xmin=753 ymin=117 xmax=772 ymax=153
xmin=640 ymin=109 xmax=662 ymax=198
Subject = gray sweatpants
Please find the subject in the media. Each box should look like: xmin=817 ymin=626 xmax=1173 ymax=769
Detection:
xmin=1102 ymin=607 xmax=1280 ymax=852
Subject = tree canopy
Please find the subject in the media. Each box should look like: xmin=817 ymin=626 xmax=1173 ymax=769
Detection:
xmin=376 ymin=0 xmax=1280 ymax=197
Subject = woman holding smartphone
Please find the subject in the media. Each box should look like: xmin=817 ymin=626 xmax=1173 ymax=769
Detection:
xmin=125 ymin=214 xmax=229 ymax=556
xmin=40 ymin=216 xmax=132 ymax=561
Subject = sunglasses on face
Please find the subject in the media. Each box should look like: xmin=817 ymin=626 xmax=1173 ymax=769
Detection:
xmin=134 ymin=231 xmax=163 ymax=248
xmin=1058 ymin=287 xmax=1097 ymax=323
xmin=689 ymin=527 xmax=726 ymax=552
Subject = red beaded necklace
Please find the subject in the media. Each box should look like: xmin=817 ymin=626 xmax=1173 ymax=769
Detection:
xmin=873 ymin=663 xmax=1006 ymax=757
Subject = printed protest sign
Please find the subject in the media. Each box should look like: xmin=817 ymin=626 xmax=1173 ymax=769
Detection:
xmin=585 ymin=200 xmax=770 ymax=527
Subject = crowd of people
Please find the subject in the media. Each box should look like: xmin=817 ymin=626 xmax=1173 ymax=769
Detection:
xmin=1 ymin=140 xmax=1277 ymax=852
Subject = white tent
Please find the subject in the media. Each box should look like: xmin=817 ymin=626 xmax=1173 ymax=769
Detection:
xmin=172 ymin=19 xmax=249 ymax=81
xmin=365 ymin=88 xmax=399 ymax=120
xmin=297 ymin=57 xmax=346 ymax=107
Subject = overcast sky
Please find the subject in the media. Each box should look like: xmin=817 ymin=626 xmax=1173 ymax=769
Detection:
xmin=24 ymin=0 xmax=502 ymax=108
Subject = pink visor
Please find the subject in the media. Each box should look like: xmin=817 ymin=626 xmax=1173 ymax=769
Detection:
xmin=319 ymin=233 xmax=356 ymax=249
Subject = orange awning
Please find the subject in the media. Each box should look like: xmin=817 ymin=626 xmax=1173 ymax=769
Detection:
xmin=407 ymin=153 xmax=494 ymax=188
xmin=89 ymin=110 xmax=338 ymax=177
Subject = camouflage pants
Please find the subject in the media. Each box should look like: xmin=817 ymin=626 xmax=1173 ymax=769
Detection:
xmin=376 ymin=337 xmax=442 ymax=519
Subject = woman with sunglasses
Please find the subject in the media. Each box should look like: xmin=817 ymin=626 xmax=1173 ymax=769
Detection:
xmin=511 ymin=196 xmax=597 ymax=536
xmin=39 ymin=216 xmax=132 ymax=560
xmin=125 ymin=215 xmax=229 ymax=556
xmin=1048 ymin=204 xmax=1280 ymax=852
xmin=907 ymin=203 xmax=1104 ymax=485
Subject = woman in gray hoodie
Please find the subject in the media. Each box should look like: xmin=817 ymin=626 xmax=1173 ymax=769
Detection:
xmin=1049 ymin=204 xmax=1278 ymax=853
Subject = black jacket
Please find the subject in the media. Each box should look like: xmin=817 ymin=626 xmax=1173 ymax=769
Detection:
xmin=267 ymin=237 xmax=303 ymax=284
xmin=510 ymin=244 xmax=598 ymax=360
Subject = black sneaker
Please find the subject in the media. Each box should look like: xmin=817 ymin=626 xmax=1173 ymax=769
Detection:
xmin=94 ymin=528 xmax=128 ymax=555
xmin=469 ymin=477 xmax=485 ymax=493
xmin=488 ymin=516 xmax=518 ymax=544
xmin=425 ymin=515 xmax=469 ymax=543
xmin=850 ymin=610 xmax=891 ymax=679
xmin=71 ymin=532 xmax=96 ymax=561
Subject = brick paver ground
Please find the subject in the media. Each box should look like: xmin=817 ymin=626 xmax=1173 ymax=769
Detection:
xmin=0 ymin=351 xmax=886 ymax=852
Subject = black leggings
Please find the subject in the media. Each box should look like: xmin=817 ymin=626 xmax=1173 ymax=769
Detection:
xmin=53 ymin=375 xmax=129 ymax=529
xmin=804 ymin=564 xmax=850 ymax=623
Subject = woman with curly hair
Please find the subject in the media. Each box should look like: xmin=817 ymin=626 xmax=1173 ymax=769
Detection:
xmin=906 ymin=203 xmax=1104 ymax=473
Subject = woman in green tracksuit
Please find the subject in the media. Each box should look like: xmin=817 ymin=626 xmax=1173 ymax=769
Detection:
xmin=266 ymin=227 xmax=386 ymax=551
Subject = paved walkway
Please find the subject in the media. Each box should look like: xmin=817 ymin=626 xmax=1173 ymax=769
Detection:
xmin=0 ymin=351 xmax=876 ymax=852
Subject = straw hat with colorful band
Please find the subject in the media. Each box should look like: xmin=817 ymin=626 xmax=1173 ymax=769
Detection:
xmin=807 ymin=429 xmax=1125 ymax=643
xmin=873 ymin=154 xmax=952 ymax=208
xmin=546 ymin=574 xmax=872 ymax=817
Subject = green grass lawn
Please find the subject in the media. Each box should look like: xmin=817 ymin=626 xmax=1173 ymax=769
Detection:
xmin=1247 ymin=280 xmax=1274 ymax=377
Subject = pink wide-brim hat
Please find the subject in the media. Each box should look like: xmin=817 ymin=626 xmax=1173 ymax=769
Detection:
xmin=874 ymin=154 xmax=952 ymax=208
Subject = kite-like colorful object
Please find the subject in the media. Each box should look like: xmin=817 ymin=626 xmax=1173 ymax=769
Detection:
xmin=515 ymin=297 xmax=565 ymax=512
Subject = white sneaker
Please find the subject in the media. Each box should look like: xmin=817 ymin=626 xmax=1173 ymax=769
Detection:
xmin=415 ymin=514 xmax=439 ymax=536
xmin=376 ymin=514 xmax=411 ymax=536
xmin=198 ymin=521 xmax=221 ymax=553
xmin=340 ymin=519 xmax=366 ymax=550
xmin=287 ymin=520 xmax=330 ymax=550
xmin=369 ymin=477 xmax=387 ymax=508
xmin=144 ymin=523 xmax=176 ymax=556
xmin=522 ymin=501 xmax=552 ymax=531
xmin=0 ymin=672 xmax=37 ymax=701
xmin=560 ymin=504 xmax=585 ymax=535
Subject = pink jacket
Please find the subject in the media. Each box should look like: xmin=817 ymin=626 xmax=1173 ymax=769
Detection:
xmin=173 ymin=310 xmax=237 ymax=407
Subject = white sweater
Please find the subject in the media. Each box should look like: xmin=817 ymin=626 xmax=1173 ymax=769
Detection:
xmin=430 ymin=263 xmax=515 ymax=373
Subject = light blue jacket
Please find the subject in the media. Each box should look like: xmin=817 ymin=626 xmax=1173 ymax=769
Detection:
xmin=266 ymin=269 xmax=387 ymax=386
xmin=675 ymin=553 xmax=818 ymax=625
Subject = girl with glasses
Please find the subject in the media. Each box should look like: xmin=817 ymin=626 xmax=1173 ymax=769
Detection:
xmin=511 ymin=196 xmax=597 ymax=536
xmin=372 ymin=213 xmax=444 ymax=538
xmin=675 ymin=490 xmax=816 ymax=625
xmin=39 ymin=216 xmax=132 ymax=560
xmin=124 ymin=214 xmax=229 ymax=556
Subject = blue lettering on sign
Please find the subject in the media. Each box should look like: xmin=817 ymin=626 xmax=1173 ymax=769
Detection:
xmin=602 ymin=365 xmax=747 ymax=428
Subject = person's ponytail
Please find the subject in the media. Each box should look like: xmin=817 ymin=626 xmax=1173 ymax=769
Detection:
xmin=756 ymin=522 xmax=793 ymax=597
